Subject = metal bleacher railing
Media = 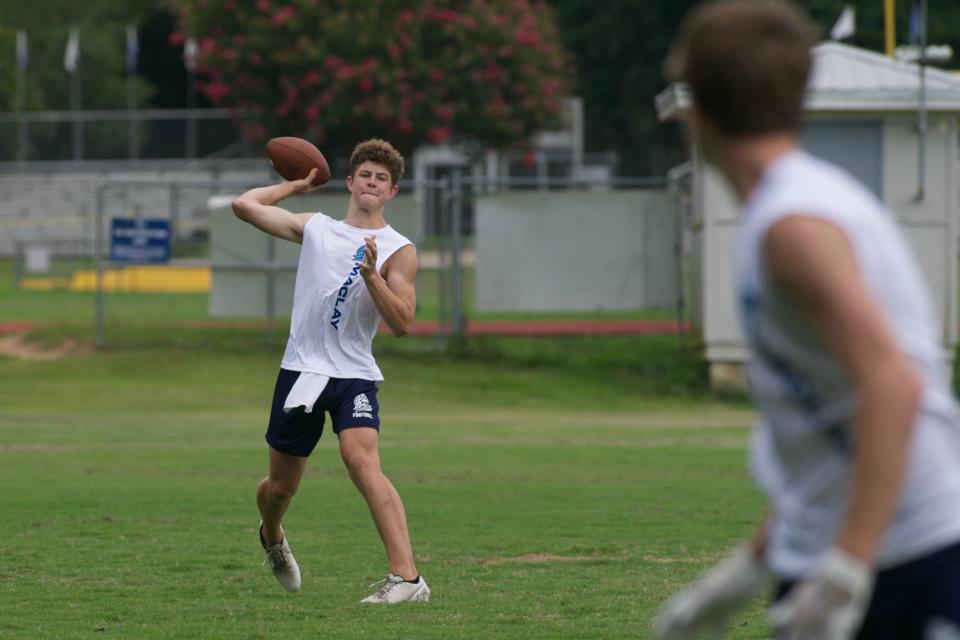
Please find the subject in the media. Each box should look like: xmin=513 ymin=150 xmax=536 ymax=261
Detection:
xmin=0 ymin=108 xmax=245 ymax=165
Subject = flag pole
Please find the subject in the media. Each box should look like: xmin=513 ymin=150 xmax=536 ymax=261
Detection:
xmin=15 ymin=30 xmax=28 ymax=164
xmin=16 ymin=69 xmax=25 ymax=162
xmin=184 ymin=38 xmax=198 ymax=159
xmin=127 ymin=25 xmax=139 ymax=161
xmin=65 ymin=28 xmax=83 ymax=162
xmin=127 ymin=75 xmax=137 ymax=160
xmin=916 ymin=0 xmax=927 ymax=201
xmin=884 ymin=0 xmax=896 ymax=56
xmin=72 ymin=69 xmax=82 ymax=161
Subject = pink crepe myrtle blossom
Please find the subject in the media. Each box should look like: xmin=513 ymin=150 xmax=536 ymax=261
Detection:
xmin=272 ymin=5 xmax=296 ymax=27
xmin=170 ymin=0 xmax=571 ymax=152
xmin=426 ymin=127 xmax=452 ymax=142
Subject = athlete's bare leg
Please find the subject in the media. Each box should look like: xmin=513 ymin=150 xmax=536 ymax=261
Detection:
xmin=339 ymin=427 xmax=418 ymax=580
xmin=257 ymin=446 xmax=307 ymax=544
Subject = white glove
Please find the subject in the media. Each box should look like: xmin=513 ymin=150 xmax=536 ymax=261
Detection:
xmin=653 ymin=545 xmax=769 ymax=640
xmin=769 ymin=547 xmax=873 ymax=640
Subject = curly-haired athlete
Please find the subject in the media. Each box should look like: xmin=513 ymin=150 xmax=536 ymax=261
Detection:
xmin=232 ymin=139 xmax=429 ymax=604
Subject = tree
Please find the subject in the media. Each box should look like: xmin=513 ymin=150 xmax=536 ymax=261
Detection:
xmin=549 ymin=0 xmax=960 ymax=176
xmin=167 ymin=0 xmax=572 ymax=158
xmin=0 ymin=0 xmax=155 ymax=112
xmin=548 ymin=0 xmax=698 ymax=176
xmin=0 ymin=0 xmax=159 ymax=159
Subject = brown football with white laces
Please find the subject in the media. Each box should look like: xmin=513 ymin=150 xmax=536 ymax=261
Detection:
xmin=266 ymin=137 xmax=331 ymax=186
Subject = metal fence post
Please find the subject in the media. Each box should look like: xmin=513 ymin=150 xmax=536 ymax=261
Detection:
xmin=673 ymin=195 xmax=685 ymax=352
xmin=667 ymin=162 xmax=693 ymax=352
xmin=94 ymin=180 xmax=105 ymax=348
xmin=170 ymin=184 xmax=180 ymax=237
xmin=450 ymin=170 xmax=463 ymax=338
xmin=436 ymin=177 xmax=449 ymax=337
xmin=266 ymin=235 xmax=276 ymax=345
xmin=12 ymin=243 xmax=22 ymax=290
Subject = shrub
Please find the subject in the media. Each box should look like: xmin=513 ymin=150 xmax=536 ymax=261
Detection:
xmin=168 ymin=0 xmax=573 ymax=156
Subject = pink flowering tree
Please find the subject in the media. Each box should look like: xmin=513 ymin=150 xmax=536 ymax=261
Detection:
xmin=168 ymin=0 xmax=572 ymax=157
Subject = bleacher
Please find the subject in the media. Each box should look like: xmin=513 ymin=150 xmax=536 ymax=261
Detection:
xmin=0 ymin=159 xmax=273 ymax=257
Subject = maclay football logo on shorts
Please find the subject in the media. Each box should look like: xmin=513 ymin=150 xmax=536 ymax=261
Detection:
xmin=353 ymin=393 xmax=373 ymax=419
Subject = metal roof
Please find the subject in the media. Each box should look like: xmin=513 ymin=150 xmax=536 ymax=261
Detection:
xmin=656 ymin=41 xmax=960 ymax=121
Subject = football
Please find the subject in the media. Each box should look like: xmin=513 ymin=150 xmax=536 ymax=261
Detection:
xmin=266 ymin=137 xmax=331 ymax=186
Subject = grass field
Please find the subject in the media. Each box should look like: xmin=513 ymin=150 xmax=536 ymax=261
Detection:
xmin=0 ymin=265 xmax=774 ymax=639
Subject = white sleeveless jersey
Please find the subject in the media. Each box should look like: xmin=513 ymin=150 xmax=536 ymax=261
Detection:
xmin=280 ymin=213 xmax=413 ymax=381
xmin=737 ymin=150 xmax=960 ymax=579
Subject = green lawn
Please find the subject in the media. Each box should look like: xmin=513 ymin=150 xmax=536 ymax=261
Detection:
xmin=0 ymin=255 xmax=769 ymax=638
xmin=0 ymin=337 xmax=770 ymax=639
xmin=1 ymin=258 xmax=682 ymax=327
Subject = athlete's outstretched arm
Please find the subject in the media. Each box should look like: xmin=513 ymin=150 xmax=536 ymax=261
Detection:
xmin=763 ymin=214 xmax=922 ymax=636
xmin=359 ymin=239 xmax=417 ymax=337
xmin=231 ymin=169 xmax=319 ymax=243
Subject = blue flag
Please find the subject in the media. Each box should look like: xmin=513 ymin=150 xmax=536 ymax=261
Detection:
xmin=126 ymin=25 xmax=138 ymax=73
xmin=908 ymin=3 xmax=924 ymax=45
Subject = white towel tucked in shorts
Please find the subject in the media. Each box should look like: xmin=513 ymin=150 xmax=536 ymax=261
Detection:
xmin=283 ymin=372 xmax=330 ymax=414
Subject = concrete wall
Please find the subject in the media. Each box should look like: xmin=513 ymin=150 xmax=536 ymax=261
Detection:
xmin=208 ymin=204 xmax=300 ymax=318
xmin=474 ymin=190 xmax=678 ymax=312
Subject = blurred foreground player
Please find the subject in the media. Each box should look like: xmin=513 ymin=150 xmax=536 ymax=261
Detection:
xmin=654 ymin=1 xmax=960 ymax=638
xmin=232 ymin=138 xmax=429 ymax=603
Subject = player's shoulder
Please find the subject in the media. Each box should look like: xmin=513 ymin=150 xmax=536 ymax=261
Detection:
xmin=379 ymin=226 xmax=416 ymax=254
xmin=308 ymin=211 xmax=332 ymax=225
xmin=765 ymin=151 xmax=852 ymax=201
xmin=749 ymin=151 xmax=878 ymax=228
xmin=387 ymin=242 xmax=418 ymax=265
xmin=382 ymin=223 xmax=414 ymax=244
xmin=301 ymin=211 xmax=332 ymax=234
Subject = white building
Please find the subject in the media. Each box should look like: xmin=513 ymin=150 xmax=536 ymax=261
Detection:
xmin=656 ymin=42 xmax=960 ymax=385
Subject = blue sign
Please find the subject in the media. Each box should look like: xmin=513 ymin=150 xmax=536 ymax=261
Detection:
xmin=110 ymin=218 xmax=171 ymax=263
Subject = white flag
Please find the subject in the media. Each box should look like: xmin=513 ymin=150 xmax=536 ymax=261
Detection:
xmin=64 ymin=28 xmax=80 ymax=73
xmin=16 ymin=29 xmax=27 ymax=71
xmin=183 ymin=37 xmax=198 ymax=72
xmin=830 ymin=5 xmax=855 ymax=41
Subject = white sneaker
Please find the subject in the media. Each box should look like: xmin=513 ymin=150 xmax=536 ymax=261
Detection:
xmin=361 ymin=573 xmax=430 ymax=603
xmin=259 ymin=520 xmax=301 ymax=592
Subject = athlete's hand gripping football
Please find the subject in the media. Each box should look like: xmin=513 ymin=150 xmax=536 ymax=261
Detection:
xmin=653 ymin=545 xmax=769 ymax=640
xmin=359 ymin=235 xmax=378 ymax=281
xmin=769 ymin=547 xmax=873 ymax=640
xmin=285 ymin=167 xmax=320 ymax=195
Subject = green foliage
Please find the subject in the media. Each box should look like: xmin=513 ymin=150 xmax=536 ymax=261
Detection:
xmin=548 ymin=0 xmax=698 ymax=175
xmin=167 ymin=0 xmax=572 ymax=156
xmin=0 ymin=0 xmax=154 ymax=111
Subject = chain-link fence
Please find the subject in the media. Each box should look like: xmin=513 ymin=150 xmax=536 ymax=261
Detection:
xmin=6 ymin=168 xmax=687 ymax=352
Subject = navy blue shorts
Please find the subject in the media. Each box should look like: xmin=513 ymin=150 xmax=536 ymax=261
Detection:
xmin=265 ymin=369 xmax=380 ymax=457
xmin=775 ymin=540 xmax=960 ymax=639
